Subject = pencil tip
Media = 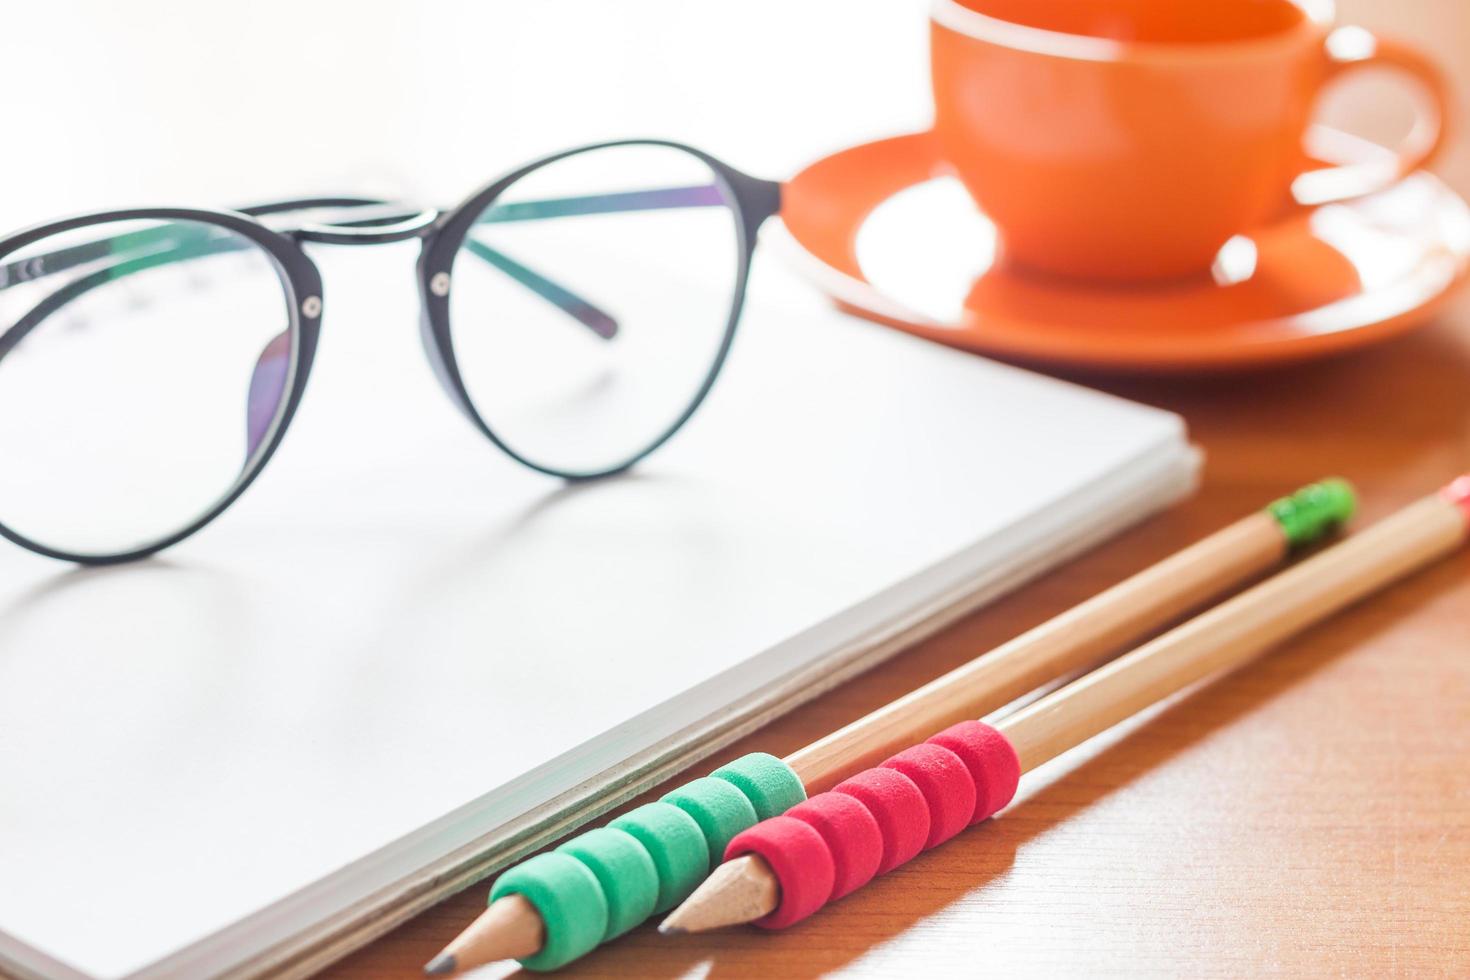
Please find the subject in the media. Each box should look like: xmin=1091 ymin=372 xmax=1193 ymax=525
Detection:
xmin=423 ymin=953 xmax=456 ymax=975
xmin=660 ymin=854 xmax=781 ymax=934
xmin=429 ymin=893 xmax=545 ymax=973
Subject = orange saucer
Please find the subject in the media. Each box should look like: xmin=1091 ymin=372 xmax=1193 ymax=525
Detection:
xmin=779 ymin=130 xmax=1470 ymax=371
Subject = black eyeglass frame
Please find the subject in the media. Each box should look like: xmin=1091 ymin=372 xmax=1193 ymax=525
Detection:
xmin=0 ymin=139 xmax=782 ymax=565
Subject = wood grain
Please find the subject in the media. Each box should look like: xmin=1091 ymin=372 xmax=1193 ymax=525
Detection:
xmin=328 ymin=3 xmax=1470 ymax=976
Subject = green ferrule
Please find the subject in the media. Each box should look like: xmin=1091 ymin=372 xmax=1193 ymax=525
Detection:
xmin=1267 ymin=478 xmax=1356 ymax=547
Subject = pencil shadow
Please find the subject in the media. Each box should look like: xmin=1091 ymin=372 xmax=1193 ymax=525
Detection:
xmin=543 ymin=552 xmax=1463 ymax=980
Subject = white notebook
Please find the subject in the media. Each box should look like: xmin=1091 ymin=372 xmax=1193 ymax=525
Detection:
xmin=0 ymin=249 xmax=1197 ymax=979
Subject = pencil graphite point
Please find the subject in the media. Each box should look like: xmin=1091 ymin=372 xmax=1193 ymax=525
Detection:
xmin=423 ymin=952 xmax=456 ymax=975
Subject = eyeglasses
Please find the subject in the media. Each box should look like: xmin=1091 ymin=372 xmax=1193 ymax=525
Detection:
xmin=0 ymin=140 xmax=782 ymax=564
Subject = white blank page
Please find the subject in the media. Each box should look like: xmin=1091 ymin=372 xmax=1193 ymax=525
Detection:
xmin=0 ymin=248 xmax=1191 ymax=978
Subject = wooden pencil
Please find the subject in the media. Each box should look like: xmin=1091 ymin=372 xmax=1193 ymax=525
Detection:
xmin=426 ymin=479 xmax=1353 ymax=974
xmin=662 ymin=479 xmax=1470 ymax=934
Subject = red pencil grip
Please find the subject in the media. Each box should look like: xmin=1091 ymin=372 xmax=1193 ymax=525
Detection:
xmin=882 ymin=742 xmax=976 ymax=848
xmin=785 ymin=792 xmax=884 ymax=900
xmin=724 ymin=722 xmax=1020 ymax=929
xmin=926 ymin=719 xmax=1021 ymax=823
xmin=831 ymin=767 xmax=930 ymax=875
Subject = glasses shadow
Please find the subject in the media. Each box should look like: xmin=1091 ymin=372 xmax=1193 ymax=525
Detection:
xmin=0 ymin=557 xmax=254 ymax=664
xmin=400 ymin=468 xmax=679 ymax=593
xmin=526 ymin=553 xmax=1462 ymax=980
xmin=0 ymin=561 xmax=133 ymax=611
xmin=391 ymin=467 xmax=687 ymax=614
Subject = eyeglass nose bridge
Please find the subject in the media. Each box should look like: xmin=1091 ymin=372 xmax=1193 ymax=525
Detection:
xmin=287 ymin=202 xmax=442 ymax=246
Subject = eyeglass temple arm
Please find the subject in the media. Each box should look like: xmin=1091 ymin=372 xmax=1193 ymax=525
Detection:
xmin=0 ymin=225 xmax=230 ymax=361
xmin=0 ymin=221 xmax=230 ymax=296
xmin=0 ymin=204 xmax=623 ymax=342
xmin=261 ymin=199 xmax=627 ymax=338
xmin=473 ymin=183 xmax=729 ymax=224
xmin=0 ymin=183 xmax=740 ymax=351
xmin=470 ymin=175 xmax=782 ymax=256
xmin=0 ymin=181 xmax=760 ymax=363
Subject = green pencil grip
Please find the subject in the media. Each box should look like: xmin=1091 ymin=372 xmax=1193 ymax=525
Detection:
xmin=489 ymin=752 xmax=805 ymax=971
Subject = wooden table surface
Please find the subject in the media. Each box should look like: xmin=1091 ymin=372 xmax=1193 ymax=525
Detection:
xmin=331 ymin=6 xmax=1470 ymax=977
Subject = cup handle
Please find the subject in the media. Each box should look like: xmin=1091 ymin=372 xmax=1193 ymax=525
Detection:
xmin=1292 ymin=26 xmax=1451 ymax=207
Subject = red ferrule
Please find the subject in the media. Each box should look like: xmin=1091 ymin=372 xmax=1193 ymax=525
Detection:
xmin=1442 ymin=475 xmax=1470 ymax=527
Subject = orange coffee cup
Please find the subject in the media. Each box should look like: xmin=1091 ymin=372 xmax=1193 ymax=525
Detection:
xmin=930 ymin=0 xmax=1451 ymax=282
